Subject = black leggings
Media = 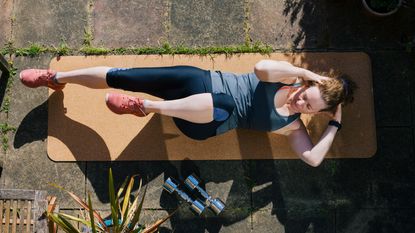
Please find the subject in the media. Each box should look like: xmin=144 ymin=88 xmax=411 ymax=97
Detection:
xmin=106 ymin=66 xmax=235 ymax=140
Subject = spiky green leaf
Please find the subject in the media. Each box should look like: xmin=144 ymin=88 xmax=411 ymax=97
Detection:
xmin=48 ymin=213 xmax=82 ymax=233
xmin=109 ymin=168 xmax=120 ymax=230
xmin=88 ymin=194 xmax=97 ymax=233
xmin=128 ymin=185 xmax=147 ymax=230
xmin=117 ymin=176 xmax=129 ymax=199
xmin=49 ymin=183 xmax=107 ymax=230
xmin=121 ymin=175 xmax=139 ymax=222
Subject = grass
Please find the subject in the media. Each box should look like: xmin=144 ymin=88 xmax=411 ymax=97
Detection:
xmin=14 ymin=43 xmax=47 ymax=57
xmin=0 ymin=123 xmax=16 ymax=152
xmin=0 ymin=63 xmax=16 ymax=114
xmin=0 ymin=42 xmax=14 ymax=56
xmin=3 ymin=41 xmax=272 ymax=57
xmin=0 ymin=62 xmax=16 ymax=152
xmin=54 ymin=42 xmax=71 ymax=56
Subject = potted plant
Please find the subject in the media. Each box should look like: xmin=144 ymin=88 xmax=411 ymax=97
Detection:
xmin=47 ymin=168 xmax=173 ymax=233
xmin=362 ymin=0 xmax=403 ymax=16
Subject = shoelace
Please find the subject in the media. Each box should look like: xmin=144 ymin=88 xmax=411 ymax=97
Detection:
xmin=36 ymin=69 xmax=55 ymax=83
xmin=121 ymin=97 xmax=147 ymax=116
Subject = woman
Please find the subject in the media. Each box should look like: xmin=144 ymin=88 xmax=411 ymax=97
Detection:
xmin=20 ymin=60 xmax=356 ymax=167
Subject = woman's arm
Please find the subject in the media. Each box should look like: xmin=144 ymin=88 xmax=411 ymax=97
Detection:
xmin=286 ymin=105 xmax=342 ymax=167
xmin=254 ymin=60 xmax=329 ymax=83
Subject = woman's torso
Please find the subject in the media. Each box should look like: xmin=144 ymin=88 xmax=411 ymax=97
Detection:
xmin=210 ymin=71 xmax=300 ymax=135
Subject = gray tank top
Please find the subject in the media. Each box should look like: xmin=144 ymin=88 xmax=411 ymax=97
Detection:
xmin=210 ymin=71 xmax=300 ymax=135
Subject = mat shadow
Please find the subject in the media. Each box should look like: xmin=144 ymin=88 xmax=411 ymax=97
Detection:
xmin=15 ymin=91 xmax=111 ymax=160
xmin=116 ymin=114 xmax=178 ymax=161
xmin=14 ymin=100 xmax=48 ymax=148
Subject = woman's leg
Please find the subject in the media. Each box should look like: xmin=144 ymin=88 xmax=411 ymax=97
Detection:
xmin=144 ymin=93 xmax=214 ymax=123
xmin=21 ymin=65 xmax=210 ymax=99
xmin=55 ymin=66 xmax=112 ymax=89
xmin=106 ymin=66 xmax=210 ymax=100
xmin=19 ymin=66 xmax=112 ymax=90
xmin=21 ymin=65 xmax=227 ymax=139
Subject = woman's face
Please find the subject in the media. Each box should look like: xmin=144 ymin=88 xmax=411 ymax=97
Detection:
xmin=287 ymin=86 xmax=328 ymax=114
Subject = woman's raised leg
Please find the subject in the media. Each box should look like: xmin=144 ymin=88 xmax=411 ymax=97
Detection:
xmin=145 ymin=93 xmax=214 ymax=123
xmin=19 ymin=66 xmax=113 ymax=90
xmin=106 ymin=92 xmax=214 ymax=123
xmin=55 ymin=66 xmax=112 ymax=89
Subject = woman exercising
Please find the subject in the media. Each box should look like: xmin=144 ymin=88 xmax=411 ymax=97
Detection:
xmin=20 ymin=60 xmax=356 ymax=167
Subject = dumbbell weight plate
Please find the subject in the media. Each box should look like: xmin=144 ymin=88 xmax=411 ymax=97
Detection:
xmin=210 ymin=198 xmax=225 ymax=215
xmin=163 ymin=177 xmax=178 ymax=194
xmin=191 ymin=199 xmax=206 ymax=215
xmin=184 ymin=174 xmax=200 ymax=190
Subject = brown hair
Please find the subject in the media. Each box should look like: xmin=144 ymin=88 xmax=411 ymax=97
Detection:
xmin=307 ymin=74 xmax=357 ymax=113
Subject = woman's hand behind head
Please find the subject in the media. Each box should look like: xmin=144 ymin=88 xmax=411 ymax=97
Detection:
xmin=303 ymin=70 xmax=330 ymax=84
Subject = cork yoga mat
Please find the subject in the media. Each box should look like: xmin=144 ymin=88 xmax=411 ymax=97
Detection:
xmin=48 ymin=53 xmax=376 ymax=161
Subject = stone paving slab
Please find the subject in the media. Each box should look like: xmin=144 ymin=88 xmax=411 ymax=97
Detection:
xmin=13 ymin=0 xmax=87 ymax=48
xmin=0 ymin=0 xmax=13 ymax=47
xmin=326 ymin=0 xmax=415 ymax=49
xmin=336 ymin=208 xmax=415 ymax=233
xmin=0 ymin=55 xmax=86 ymax=208
xmin=167 ymin=216 xmax=252 ymax=233
xmin=250 ymin=159 xmax=340 ymax=211
xmin=251 ymin=209 xmax=284 ymax=233
xmin=250 ymin=127 xmax=414 ymax=211
xmin=92 ymin=0 xmax=167 ymax=48
xmin=332 ymin=128 xmax=414 ymax=209
xmin=166 ymin=206 xmax=252 ymax=233
xmin=366 ymin=128 xmax=415 ymax=208
xmin=168 ymin=0 xmax=245 ymax=47
xmin=371 ymin=52 xmax=414 ymax=127
xmin=252 ymin=208 xmax=335 ymax=233
xmin=249 ymin=0 xmax=329 ymax=49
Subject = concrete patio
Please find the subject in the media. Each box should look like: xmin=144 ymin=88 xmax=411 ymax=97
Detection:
xmin=1 ymin=0 xmax=415 ymax=232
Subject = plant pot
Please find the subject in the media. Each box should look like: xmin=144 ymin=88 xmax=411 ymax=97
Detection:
xmin=80 ymin=219 xmax=144 ymax=233
xmin=362 ymin=0 xmax=403 ymax=16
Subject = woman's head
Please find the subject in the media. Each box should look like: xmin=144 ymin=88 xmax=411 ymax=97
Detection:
xmin=287 ymin=74 xmax=357 ymax=114
xmin=313 ymin=74 xmax=357 ymax=113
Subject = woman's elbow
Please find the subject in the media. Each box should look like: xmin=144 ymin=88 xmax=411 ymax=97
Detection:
xmin=302 ymin=153 xmax=324 ymax=167
xmin=254 ymin=60 xmax=267 ymax=72
xmin=254 ymin=60 xmax=270 ymax=81
xmin=308 ymin=160 xmax=322 ymax=167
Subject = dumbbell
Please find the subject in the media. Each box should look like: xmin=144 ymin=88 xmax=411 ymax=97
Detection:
xmin=184 ymin=174 xmax=225 ymax=215
xmin=163 ymin=177 xmax=205 ymax=215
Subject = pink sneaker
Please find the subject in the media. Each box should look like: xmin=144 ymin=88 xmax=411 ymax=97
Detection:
xmin=19 ymin=69 xmax=65 ymax=91
xmin=105 ymin=93 xmax=147 ymax=117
